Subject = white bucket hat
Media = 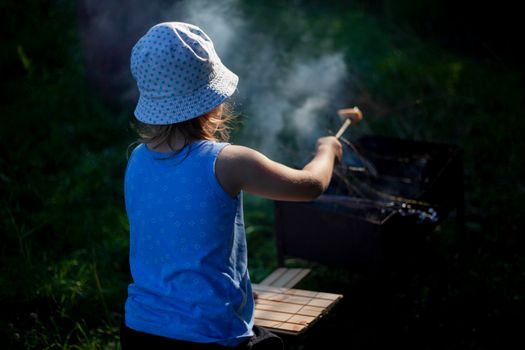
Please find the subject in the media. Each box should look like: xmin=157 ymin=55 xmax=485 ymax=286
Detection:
xmin=130 ymin=22 xmax=238 ymax=125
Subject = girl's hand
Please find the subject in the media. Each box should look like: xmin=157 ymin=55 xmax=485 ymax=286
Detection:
xmin=316 ymin=136 xmax=343 ymax=164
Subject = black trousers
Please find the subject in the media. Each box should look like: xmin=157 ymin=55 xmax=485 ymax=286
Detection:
xmin=120 ymin=322 xmax=283 ymax=350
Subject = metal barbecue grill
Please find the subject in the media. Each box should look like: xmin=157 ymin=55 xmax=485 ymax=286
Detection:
xmin=274 ymin=134 xmax=464 ymax=269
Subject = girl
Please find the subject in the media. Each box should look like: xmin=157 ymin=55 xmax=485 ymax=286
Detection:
xmin=121 ymin=22 xmax=342 ymax=349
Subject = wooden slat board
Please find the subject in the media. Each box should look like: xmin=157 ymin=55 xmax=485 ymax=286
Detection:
xmin=253 ymin=284 xmax=343 ymax=335
xmin=259 ymin=268 xmax=311 ymax=288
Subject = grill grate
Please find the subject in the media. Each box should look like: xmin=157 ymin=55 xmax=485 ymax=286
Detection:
xmin=274 ymin=135 xmax=464 ymax=268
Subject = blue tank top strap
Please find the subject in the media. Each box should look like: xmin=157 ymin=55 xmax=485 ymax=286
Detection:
xmin=204 ymin=141 xmax=236 ymax=203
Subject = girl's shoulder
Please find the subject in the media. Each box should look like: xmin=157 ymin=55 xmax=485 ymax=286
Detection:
xmin=126 ymin=143 xmax=145 ymax=163
xmin=193 ymin=139 xmax=231 ymax=157
xmin=216 ymin=144 xmax=266 ymax=163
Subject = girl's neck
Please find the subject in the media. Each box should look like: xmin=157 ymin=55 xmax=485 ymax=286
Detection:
xmin=146 ymin=130 xmax=196 ymax=153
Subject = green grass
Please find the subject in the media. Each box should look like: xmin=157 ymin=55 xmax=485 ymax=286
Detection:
xmin=1 ymin=0 xmax=524 ymax=349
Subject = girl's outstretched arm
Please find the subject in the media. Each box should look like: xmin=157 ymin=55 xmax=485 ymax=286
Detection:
xmin=215 ymin=136 xmax=342 ymax=201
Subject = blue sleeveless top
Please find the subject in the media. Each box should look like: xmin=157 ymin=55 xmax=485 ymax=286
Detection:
xmin=123 ymin=140 xmax=254 ymax=346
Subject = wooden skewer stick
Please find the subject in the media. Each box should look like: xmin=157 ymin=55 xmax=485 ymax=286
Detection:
xmin=335 ymin=118 xmax=352 ymax=139
xmin=334 ymin=106 xmax=363 ymax=139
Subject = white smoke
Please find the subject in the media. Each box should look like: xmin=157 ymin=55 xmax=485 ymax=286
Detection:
xmin=81 ymin=0 xmax=350 ymax=162
xmin=168 ymin=0 xmax=349 ymax=162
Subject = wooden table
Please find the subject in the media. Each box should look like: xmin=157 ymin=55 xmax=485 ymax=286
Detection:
xmin=253 ymin=283 xmax=343 ymax=335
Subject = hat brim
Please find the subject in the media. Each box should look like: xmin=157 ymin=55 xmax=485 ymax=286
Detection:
xmin=134 ymin=63 xmax=238 ymax=125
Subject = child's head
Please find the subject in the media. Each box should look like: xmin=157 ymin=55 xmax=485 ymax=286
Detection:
xmin=129 ymin=22 xmax=238 ymax=153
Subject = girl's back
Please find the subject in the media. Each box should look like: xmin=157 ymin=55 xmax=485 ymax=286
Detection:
xmin=124 ymin=140 xmax=253 ymax=346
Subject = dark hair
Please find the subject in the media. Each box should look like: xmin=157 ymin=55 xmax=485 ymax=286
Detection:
xmin=127 ymin=102 xmax=236 ymax=161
